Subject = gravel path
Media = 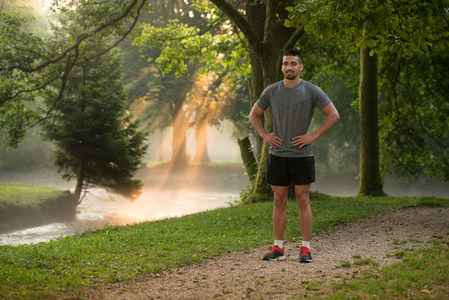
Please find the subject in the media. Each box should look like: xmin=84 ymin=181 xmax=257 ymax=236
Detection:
xmin=81 ymin=206 xmax=449 ymax=299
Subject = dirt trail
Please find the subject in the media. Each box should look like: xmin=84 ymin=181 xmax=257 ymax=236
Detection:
xmin=81 ymin=206 xmax=449 ymax=299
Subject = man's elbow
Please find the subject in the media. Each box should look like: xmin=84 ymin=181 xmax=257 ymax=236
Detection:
xmin=334 ymin=111 xmax=340 ymax=123
xmin=248 ymin=112 xmax=254 ymax=124
xmin=248 ymin=109 xmax=260 ymax=124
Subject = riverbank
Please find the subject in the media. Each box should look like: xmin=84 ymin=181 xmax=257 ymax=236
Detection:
xmin=0 ymin=183 xmax=77 ymax=232
xmin=0 ymin=163 xmax=250 ymax=246
xmin=0 ymin=194 xmax=447 ymax=299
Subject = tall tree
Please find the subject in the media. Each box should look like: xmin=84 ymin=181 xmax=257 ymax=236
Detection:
xmin=209 ymin=0 xmax=306 ymax=202
xmin=132 ymin=1 xmax=249 ymax=168
xmin=41 ymin=32 xmax=148 ymax=203
xmin=0 ymin=0 xmax=149 ymax=147
xmin=359 ymin=41 xmax=383 ymax=195
xmin=287 ymin=0 xmax=449 ymax=195
xmin=190 ymin=73 xmax=228 ymax=164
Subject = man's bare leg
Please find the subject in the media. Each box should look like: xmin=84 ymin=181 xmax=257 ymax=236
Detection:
xmin=262 ymin=185 xmax=289 ymax=261
xmin=295 ymin=184 xmax=313 ymax=262
xmin=271 ymin=185 xmax=289 ymax=240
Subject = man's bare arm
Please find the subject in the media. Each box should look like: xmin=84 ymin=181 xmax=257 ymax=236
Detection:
xmin=249 ymin=104 xmax=282 ymax=148
xmin=292 ymin=102 xmax=340 ymax=148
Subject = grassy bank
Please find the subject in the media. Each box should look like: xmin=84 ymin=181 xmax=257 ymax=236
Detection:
xmin=0 ymin=193 xmax=448 ymax=299
xmin=0 ymin=183 xmax=67 ymax=206
xmin=0 ymin=183 xmax=76 ymax=232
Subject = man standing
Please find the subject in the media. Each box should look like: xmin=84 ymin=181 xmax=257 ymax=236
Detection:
xmin=249 ymin=50 xmax=340 ymax=262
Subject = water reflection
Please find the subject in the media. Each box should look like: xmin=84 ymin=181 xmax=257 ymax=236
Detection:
xmin=0 ymin=187 xmax=241 ymax=246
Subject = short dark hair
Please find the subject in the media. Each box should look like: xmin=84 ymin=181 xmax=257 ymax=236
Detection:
xmin=283 ymin=49 xmax=302 ymax=64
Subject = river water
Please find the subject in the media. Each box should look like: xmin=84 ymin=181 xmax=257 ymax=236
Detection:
xmin=0 ymin=187 xmax=242 ymax=246
xmin=0 ymin=165 xmax=247 ymax=246
xmin=1 ymin=168 xmax=448 ymax=246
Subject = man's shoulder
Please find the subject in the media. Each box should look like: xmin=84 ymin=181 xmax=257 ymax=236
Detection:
xmin=265 ymin=80 xmax=284 ymax=91
xmin=299 ymin=79 xmax=317 ymax=89
xmin=299 ymin=80 xmax=328 ymax=96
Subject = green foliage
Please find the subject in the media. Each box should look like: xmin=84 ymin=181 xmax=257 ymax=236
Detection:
xmin=379 ymin=40 xmax=449 ymax=181
xmin=0 ymin=195 xmax=447 ymax=299
xmin=0 ymin=0 xmax=149 ymax=147
xmin=0 ymin=11 xmax=46 ymax=147
xmin=311 ymin=77 xmax=360 ymax=174
xmin=287 ymin=0 xmax=449 ymax=59
xmin=0 ymin=128 xmax=54 ymax=170
xmin=133 ymin=19 xmax=250 ymax=82
xmin=287 ymin=0 xmax=449 ymax=184
xmin=41 ymin=27 xmax=149 ymax=201
xmin=135 ymin=20 xmax=203 ymax=77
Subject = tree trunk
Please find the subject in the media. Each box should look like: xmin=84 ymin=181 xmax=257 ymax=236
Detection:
xmin=170 ymin=99 xmax=189 ymax=168
xmin=246 ymin=0 xmax=266 ymax=158
xmin=358 ymin=45 xmax=384 ymax=196
xmin=194 ymin=123 xmax=211 ymax=164
xmin=74 ymin=164 xmax=85 ymax=204
xmin=248 ymin=24 xmax=292 ymax=201
xmin=235 ymin=0 xmax=267 ymax=197
xmin=158 ymin=128 xmax=164 ymax=161
xmin=171 ymin=116 xmax=189 ymax=169
xmin=210 ymin=0 xmax=306 ymax=202
xmin=237 ymin=136 xmax=258 ymax=184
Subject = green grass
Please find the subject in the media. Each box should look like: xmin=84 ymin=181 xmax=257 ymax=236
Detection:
xmin=0 ymin=183 xmax=67 ymax=208
xmin=0 ymin=193 xmax=448 ymax=299
xmin=325 ymin=240 xmax=449 ymax=299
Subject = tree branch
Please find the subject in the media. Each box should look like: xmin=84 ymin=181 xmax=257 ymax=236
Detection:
xmin=209 ymin=0 xmax=263 ymax=53
xmin=284 ymin=23 xmax=306 ymax=51
xmin=81 ymin=0 xmax=146 ymax=64
xmin=7 ymin=0 xmax=147 ymax=73
xmin=33 ymin=47 xmax=80 ymax=127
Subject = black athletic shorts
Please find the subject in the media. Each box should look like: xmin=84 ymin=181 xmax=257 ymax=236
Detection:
xmin=265 ymin=154 xmax=315 ymax=186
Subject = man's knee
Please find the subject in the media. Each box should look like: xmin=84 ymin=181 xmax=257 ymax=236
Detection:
xmin=273 ymin=193 xmax=288 ymax=209
xmin=296 ymin=197 xmax=310 ymax=210
xmin=295 ymin=190 xmax=310 ymax=210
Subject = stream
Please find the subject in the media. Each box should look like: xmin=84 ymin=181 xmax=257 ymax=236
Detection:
xmin=0 ymin=164 xmax=249 ymax=246
xmin=0 ymin=187 xmax=242 ymax=246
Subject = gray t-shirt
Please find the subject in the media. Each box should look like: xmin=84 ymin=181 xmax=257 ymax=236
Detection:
xmin=256 ymin=79 xmax=332 ymax=158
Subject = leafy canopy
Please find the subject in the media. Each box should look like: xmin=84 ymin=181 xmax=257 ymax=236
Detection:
xmin=0 ymin=0 xmax=149 ymax=147
xmin=286 ymin=0 xmax=449 ymax=58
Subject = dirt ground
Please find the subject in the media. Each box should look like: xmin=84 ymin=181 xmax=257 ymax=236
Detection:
xmin=78 ymin=205 xmax=449 ymax=300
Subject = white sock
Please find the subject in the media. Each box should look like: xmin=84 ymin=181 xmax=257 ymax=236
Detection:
xmin=302 ymin=241 xmax=311 ymax=250
xmin=274 ymin=240 xmax=284 ymax=249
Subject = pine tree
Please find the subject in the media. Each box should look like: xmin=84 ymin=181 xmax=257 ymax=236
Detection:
xmin=42 ymin=38 xmax=148 ymax=203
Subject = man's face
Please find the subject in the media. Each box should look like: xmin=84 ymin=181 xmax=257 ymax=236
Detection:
xmin=282 ymin=55 xmax=303 ymax=80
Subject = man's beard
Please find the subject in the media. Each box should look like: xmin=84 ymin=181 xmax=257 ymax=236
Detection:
xmin=284 ymin=71 xmax=298 ymax=80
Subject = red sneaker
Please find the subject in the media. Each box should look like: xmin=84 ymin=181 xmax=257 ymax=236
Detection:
xmin=262 ymin=245 xmax=286 ymax=261
xmin=299 ymin=246 xmax=313 ymax=263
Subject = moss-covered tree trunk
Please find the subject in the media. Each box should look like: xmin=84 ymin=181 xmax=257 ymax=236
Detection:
xmin=237 ymin=136 xmax=258 ymax=184
xmin=211 ymin=0 xmax=305 ymax=202
xmin=358 ymin=44 xmax=384 ymax=196
xmin=246 ymin=0 xmax=266 ymax=159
